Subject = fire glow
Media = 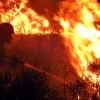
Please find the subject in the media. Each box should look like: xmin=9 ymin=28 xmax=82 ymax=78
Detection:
xmin=1 ymin=0 xmax=100 ymax=83
xmin=0 ymin=0 xmax=50 ymax=34
xmin=60 ymin=0 xmax=100 ymax=83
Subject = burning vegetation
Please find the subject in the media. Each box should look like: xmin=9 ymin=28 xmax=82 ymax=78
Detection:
xmin=0 ymin=0 xmax=50 ymax=34
xmin=1 ymin=0 xmax=100 ymax=94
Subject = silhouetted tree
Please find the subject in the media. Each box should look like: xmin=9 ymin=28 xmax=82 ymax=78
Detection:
xmin=0 ymin=68 xmax=62 ymax=100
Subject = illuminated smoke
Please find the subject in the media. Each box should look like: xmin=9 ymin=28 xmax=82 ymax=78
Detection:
xmin=26 ymin=0 xmax=64 ymax=32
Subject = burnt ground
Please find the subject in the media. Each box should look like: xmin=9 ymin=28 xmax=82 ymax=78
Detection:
xmin=2 ymin=34 xmax=79 ymax=86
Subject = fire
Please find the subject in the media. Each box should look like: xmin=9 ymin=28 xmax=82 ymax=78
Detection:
xmin=1 ymin=0 xmax=100 ymax=83
xmin=58 ymin=0 xmax=100 ymax=83
xmin=0 ymin=0 xmax=50 ymax=34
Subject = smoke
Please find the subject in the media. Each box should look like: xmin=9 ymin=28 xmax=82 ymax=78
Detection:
xmin=97 ymin=0 xmax=100 ymax=3
xmin=26 ymin=0 xmax=65 ymax=32
xmin=1 ymin=0 xmax=99 ymax=32
xmin=27 ymin=0 xmax=100 ymax=31
xmin=26 ymin=0 xmax=82 ymax=32
xmin=0 ymin=0 xmax=77 ymax=32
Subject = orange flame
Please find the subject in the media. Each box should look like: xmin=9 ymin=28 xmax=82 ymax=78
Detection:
xmin=58 ymin=0 xmax=100 ymax=83
xmin=0 ymin=0 xmax=50 ymax=34
xmin=1 ymin=0 xmax=100 ymax=83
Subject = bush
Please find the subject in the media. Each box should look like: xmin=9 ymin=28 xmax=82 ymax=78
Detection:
xmin=0 ymin=68 xmax=53 ymax=100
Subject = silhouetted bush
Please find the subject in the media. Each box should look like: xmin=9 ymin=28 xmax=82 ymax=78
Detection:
xmin=0 ymin=68 xmax=100 ymax=100
xmin=0 ymin=68 xmax=58 ymax=100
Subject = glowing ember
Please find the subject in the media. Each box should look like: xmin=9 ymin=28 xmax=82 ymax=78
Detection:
xmin=58 ymin=0 xmax=100 ymax=83
xmin=0 ymin=0 xmax=50 ymax=34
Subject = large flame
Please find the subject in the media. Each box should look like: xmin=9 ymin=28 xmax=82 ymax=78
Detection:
xmin=0 ymin=0 xmax=50 ymax=34
xmin=57 ymin=0 xmax=100 ymax=83
xmin=1 ymin=0 xmax=100 ymax=83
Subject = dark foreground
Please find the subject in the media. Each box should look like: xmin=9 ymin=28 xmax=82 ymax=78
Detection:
xmin=0 ymin=34 xmax=98 ymax=100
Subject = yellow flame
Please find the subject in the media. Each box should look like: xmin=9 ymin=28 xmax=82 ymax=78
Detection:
xmin=59 ymin=0 xmax=100 ymax=83
xmin=0 ymin=0 xmax=50 ymax=34
xmin=1 ymin=0 xmax=100 ymax=83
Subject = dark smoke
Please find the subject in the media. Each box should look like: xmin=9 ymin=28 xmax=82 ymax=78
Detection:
xmin=26 ymin=0 xmax=65 ymax=32
xmin=97 ymin=0 xmax=100 ymax=3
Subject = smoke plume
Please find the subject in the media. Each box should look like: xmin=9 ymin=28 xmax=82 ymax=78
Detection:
xmin=26 ymin=0 xmax=65 ymax=32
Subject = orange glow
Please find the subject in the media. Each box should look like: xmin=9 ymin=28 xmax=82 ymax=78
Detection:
xmin=58 ymin=0 xmax=100 ymax=83
xmin=24 ymin=63 xmax=68 ymax=84
xmin=1 ymin=0 xmax=100 ymax=83
xmin=0 ymin=0 xmax=50 ymax=34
